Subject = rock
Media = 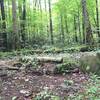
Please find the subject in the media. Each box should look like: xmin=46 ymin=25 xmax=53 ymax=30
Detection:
xmin=54 ymin=61 xmax=78 ymax=74
xmin=80 ymin=54 xmax=100 ymax=74
xmin=60 ymin=83 xmax=67 ymax=89
xmin=60 ymin=83 xmax=70 ymax=92
xmin=25 ymin=78 xmax=29 ymax=82
xmin=72 ymin=68 xmax=80 ymax=73
xmin=0 ymin=68 xmax=7 ymax=77
xmin=20 ymin=90 xmax=32 ymax=97
xmin=45 ymin=67 xmax=56 ymax=75
xmin=80 ymin=46 xmax=89 ymax=52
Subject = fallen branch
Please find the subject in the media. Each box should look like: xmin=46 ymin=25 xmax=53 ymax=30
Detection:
xmin=0 ymin=66 xmax=19 ymax=70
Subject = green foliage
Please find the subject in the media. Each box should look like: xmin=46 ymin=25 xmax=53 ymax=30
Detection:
xmin=72 ymin=74 xmax=100 ymax=100
xmin=33 ymin=75 xmax=100 ymax=100
xmin=54 ymin=60 xmax=79 ymax=74
xmin=62 ymin=74 xmax=100 ymax=100
xmin=19 ymin=56 xmax=38 ymax=69
xmin=1 ymin=0 xmax=99 ymax=50
xmin=43 ymin=46 xmax=62 ymax=53
xmin=34 ymin=90 xmax=60 ymax=100
xmin=42 ymin=45 xmax=93 ymax=53
xmin=0 ymin=51 xmax=18 ymax=59
xmin=64 ymin=80 xmax=74 ymax=86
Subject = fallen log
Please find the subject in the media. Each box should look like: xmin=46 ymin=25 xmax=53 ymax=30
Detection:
xmin=36 ymin=57 xmax=63 ymax=63
xmin=0 ymin=66 xmax=19 ymax=70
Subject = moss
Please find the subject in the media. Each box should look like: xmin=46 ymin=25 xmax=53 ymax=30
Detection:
xmin=80 ymin=54 xmax=100 ymax=74
xmin=54 ymin=60 xmax=79 ymax=74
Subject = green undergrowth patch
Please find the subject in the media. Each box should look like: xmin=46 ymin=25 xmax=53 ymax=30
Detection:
xmin=0 ymin=49 xmax=41 ymax=59
xmin=0 ymin=51 xmax=18 ymax=59
xmin=42 ymin=45 xmax=95 ymax=53
xmin=0 ymin=44 xmax=98 ymax=59
xmin=34 ymin=90 xmax=60 ymax=100
xmin=19 ymin=56 xmax=39 ymax=69
xmin=33 ymin=74 xmax=100 ymax=100
xmin=54 ymin=59 xmax=79 ymax=74
xmin=71 ymin=74 xmax=100 ymax=100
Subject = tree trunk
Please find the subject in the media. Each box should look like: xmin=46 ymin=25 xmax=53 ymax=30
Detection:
xmin=0 ymin=0 xmax=7 ymax=50
xmin=64 ymin=15 xmax=69 ymax=35
xmin=48 ymin=0 xmax=54 ymax=44
xmin=96 ymin=0 xmax=100 ymax=42
xmin=39 ymin=0 xmax=43 ymax=34
xmin=64 ymin=14 xmax=69 ymax=43
xmin=44 ymin=0 xmax=49 ymax=37
xmin=60 ymin=13 xmax=65 ymax=44
xmin=74 ymin=15 xmax=78 ymax=43
xmin=21 ymin=0 xmax=26 ymax=46
xmin=12 ymin=0 xmax=19 ymax=49
xmin=81 ymin=0 xmax=93 ymax=44
xmin=77 ymin=8 xmax=82 ymax=43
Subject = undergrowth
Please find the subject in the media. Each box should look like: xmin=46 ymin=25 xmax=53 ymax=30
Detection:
xmin=34 ymin=74 xmax=100 ymax=100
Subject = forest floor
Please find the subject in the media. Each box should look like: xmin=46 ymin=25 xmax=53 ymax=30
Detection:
xmin=0 ymin=52 xmax=99 ymax=100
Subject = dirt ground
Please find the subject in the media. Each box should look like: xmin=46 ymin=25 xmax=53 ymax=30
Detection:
xmin=0 ymin=58 xmax=89 ymax=100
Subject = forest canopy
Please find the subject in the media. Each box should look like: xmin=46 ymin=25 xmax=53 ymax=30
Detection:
xmin=0 ymin=0 xmax=100 ymax=50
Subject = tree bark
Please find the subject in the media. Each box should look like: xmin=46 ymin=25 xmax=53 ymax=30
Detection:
xmin=12 ymin=0 xmax=19 ymax=49
xmin=21 ymin=0 xmax=26 ymax=46
xmin=77 ymin=7 xmax=82 ymax=43
xmin=44 ymin=0 xmax=49 ymax=37
xmin=74 ymin=15 xmax=78 ymax=42
xmin=96 ymin=0 xmax=100 ymax=42
xmin=81 ymin=0 xmax=93 ymax=44
xmin=0 ymin=0 xmax=7 ymax=50
xmin=60 ymin=13 xmax=65 ymax=44
xmin=48 ymin=0 xmax=54 ymax=44
xmin=64 ymin=15 xmax=69 ymax=35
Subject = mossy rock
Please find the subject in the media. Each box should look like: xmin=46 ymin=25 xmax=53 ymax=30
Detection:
xmin=54 ymin=60 xmax=79 ymax=74
xmin=80 ymin=53 xmax=100 ymax=74
xmin=80 ymin=46 xmax=89 ymax=52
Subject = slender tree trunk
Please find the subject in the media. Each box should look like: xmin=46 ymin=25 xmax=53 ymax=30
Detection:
xmin=96 ymin=0 xmax=100 ymax=42
xmin=39 ymin=0 xmax=43 ymax=34
xmin=64 ymin=15 xmax=69 ymax=35
xmin=21 ymin=0 xmax=26 ymax=46
xmin=44 ymin=0 xmax=49 ymax=37
xmin=60 ymin=13 xmax=65 ymax=44
xmin=77 ymin=7 xmax=82 ymax=44
xmin=48 ymin=0 xmax=54 ymax=44
xmin=81 ymin=0 xmax=93 ymax=44
xmin=74 ymin=15 xmax=78 ymax=42
xmin=32 ymin=0 xmax=37 ymax=38
xmin=0 ymin=0 xmax=6 ymax=29
xmin=82 ymin=16 xmax=85 ymax=43
xmin=64 ymin=14 xmax=69 ymax=43
xmin=0 ymin=0 xmax=7 ymax=50
xmin=18 ymin=0 xmax=22 ymax=41
xmin=0 ymin=15 xmax=1 ymax=29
